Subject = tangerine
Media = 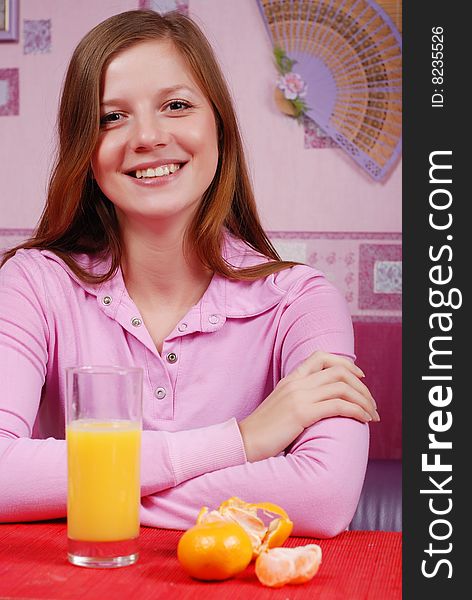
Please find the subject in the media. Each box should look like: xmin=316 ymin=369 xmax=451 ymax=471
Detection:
xmin=177 ymin=521 xmax=253 ymax=581
xmin=255 ymin=544 xmax=322 ymax=588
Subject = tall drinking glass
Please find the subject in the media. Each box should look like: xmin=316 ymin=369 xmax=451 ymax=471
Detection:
xmin=65 ymin=366 xmax=143 ymax=568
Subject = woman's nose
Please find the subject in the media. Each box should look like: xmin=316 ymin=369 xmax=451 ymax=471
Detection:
xmin=129 ymin=114 xmax=171 ymax=151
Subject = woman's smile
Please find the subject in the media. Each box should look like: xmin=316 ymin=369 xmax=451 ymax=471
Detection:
xmin=124 ymin=160 xmax=187 ymax=186
xmin=128 ymin=163 xmax=184 ymax=186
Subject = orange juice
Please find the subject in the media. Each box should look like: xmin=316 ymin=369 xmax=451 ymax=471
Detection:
xmin=67 ymin=419 xmax=141 ymax=542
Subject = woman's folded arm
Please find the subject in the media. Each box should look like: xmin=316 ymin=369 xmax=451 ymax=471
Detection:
xmin=140 ymin=416 xmax=369 ymax=538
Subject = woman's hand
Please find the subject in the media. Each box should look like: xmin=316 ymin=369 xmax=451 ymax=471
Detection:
xmin=238 ymin=351 xmax=379 ymax=463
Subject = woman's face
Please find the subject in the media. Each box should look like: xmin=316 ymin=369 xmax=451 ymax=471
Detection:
xmin=91 ymin=39 xmax=219 ymax=229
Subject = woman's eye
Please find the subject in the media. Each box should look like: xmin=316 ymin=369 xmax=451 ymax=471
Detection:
xmin=100 ymin=112 xmax=123 ymax=126
xmin=166 ymin=100 xmax=191 ymax=112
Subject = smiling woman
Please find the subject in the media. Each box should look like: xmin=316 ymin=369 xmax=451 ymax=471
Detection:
xmin=0 ymin=10 xmax=377 ymax=537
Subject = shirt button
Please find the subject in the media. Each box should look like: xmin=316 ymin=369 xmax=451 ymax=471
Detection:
xmin=131 ymin=317 xmax=142 ymax=327
xmin=209 ymin=314 xmax=220 ymax=324
xmin=154 ymin=387 xmax=166 ymax=399
xmin=178 ymin=323 xmax=188 ymax=332
xmin=166 ymin=352 xmax=178 ymax=364
xmin=102 ymin=295 xmax=112 ymax=306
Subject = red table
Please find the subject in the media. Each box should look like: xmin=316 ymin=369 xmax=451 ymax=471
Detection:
xmin=0 ymin=522 xmax=401 ymax=599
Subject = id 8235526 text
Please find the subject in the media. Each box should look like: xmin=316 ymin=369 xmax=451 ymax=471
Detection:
xmin=431 ymin=26 xmax=444 ymax=108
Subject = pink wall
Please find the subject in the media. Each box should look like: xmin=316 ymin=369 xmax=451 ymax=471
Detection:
xmin=0 ymin=0 xmax=402 ymax=320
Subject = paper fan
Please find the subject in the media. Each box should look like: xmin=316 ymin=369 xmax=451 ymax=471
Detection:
xmin=256 ymin=0 xmax=402 ymax=181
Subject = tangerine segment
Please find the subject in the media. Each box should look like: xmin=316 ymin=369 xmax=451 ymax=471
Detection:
xmin=255 ymin=544 xmax=322 ymax=588
xmin=177 ymin=521 xmax=253 ymax=581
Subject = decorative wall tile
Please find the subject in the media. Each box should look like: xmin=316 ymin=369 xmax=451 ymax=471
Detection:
xmin=0 ymin=69 xmax=19 ymax=116
xmin=358 ymin=244 xmax=402 ymax=310
xmin=0 ymin=80 xmax=8 ymax=105
xmin=374 ymin=260 xmax=402 ymax=294
xmin=139 ymin=0 xmax=189 ymax=14
xmin=23 ymin=20 xmax=52 ymax=55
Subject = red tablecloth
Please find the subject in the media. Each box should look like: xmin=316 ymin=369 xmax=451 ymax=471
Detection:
xmin=0 ymin=522 xmax=401 ymax=599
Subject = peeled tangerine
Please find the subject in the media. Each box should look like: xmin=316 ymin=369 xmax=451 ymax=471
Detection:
xmin=196 ymin=496 xmax=294 ymax=559
xmin=192 ymin=497 xmax=321 ymax=587
xmin=255 ymin=544 xmax=322 ymax=588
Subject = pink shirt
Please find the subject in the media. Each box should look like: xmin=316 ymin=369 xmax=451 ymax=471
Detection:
xmin=0 ymin=233 xmax=368 ymax=536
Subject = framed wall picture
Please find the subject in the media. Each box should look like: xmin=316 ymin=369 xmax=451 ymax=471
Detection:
xmin=0 ymin=0 xmax=19 ymax=42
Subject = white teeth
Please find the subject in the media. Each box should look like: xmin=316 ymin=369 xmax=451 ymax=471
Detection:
xmin=134 ymin=163 xmax=181 ymax=179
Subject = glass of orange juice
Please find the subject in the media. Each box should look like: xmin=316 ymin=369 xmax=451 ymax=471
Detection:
xmin=65 ymin=365 xmax=143 ymax=568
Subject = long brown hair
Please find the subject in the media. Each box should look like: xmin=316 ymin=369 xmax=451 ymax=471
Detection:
xmin=1 ymin=10 xmax=297 ymax=282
